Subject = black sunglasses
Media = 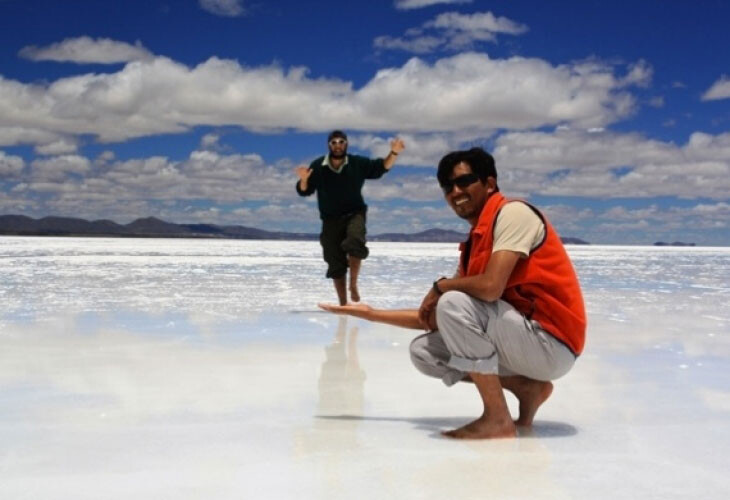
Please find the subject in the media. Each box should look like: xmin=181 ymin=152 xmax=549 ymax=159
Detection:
xmin=440 ymin=173 xmax=480 ymax=194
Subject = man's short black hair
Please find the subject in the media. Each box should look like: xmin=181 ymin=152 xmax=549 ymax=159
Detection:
xmin=437 ymin=147 xmax=498 ymax=187
xmin=328 ymin=130 xmax=348 ymax=142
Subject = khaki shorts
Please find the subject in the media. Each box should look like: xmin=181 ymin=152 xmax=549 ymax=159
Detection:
xmin=320 ymin=211 xmax=369 ymax=279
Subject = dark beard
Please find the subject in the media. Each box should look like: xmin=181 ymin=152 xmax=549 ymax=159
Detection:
xmin=329 ymin=149 xmax=347 ymax=159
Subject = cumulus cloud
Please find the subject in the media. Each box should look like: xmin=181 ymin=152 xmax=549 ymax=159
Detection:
xmin=19 ymin=37 xmax=152 ymax=64
xmin=12 ymin=126 xmax=729 ymax=224
xmin=593 ymin=203 xmax=730 ymax=235
xmin=351 ymin=129 xmax=496 ymax=169
xmin=0 ymin=150 xmax=25 ymax=178
xmin=16 ymin=148 xmax=300 ymax=222
xmin=493 ymin=129 xmax=730 ymax=199
xmin=29 ymin=154 xmax=91 ymax=181
xmin=426 ymin=11 xmax=528 ymax=36
xmin=702 ymin=75 xmax=730 ymax=101
xmin=375 ymin=11 xmax=528 ymax=53
xmin=0 ymin=127 xmax=67 ymax=148
xmin=199 ymin=0 xmax=245 ymax=17
xmin=200 ymin=133 xmax=222 ymax=150
xmin=395 ymin=0 xmax=472 ymax=10
xmin=35 ymin=137 xmax=79 ymax=155
xmin=4 ymin=130 xmax=730 ymax=242
xmin=0 ymin=52 xmax=648 ymax=144
xmin=364 ymin=173 xmax=442 ymax=201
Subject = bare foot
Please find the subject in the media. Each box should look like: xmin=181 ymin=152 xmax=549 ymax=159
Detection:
xmin=513 ymin=380 xmax=553 ymax=427
xmin=442 ymin=415 xmax=516 ymax=439
xmin=349 ymin=284 xmax=360 ymax=303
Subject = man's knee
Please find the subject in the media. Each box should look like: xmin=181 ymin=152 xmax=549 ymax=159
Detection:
xmin=435 ymin=290 xmax=471 ymax=326
xmin=409 ymin=334 xmax=437 ymax=376
xmin=341 ymin=236 xmax=369 ymax=259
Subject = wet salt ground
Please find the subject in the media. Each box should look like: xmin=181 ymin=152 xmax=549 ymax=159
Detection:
xmin=1 ymin=237 xmax=729 ymax=499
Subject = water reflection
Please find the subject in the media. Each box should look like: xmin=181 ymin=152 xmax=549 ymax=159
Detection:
xmin=317 ymin=317 xmax=366 ymax=418
xmin=294 ymin=317 xmax=367 ymax=496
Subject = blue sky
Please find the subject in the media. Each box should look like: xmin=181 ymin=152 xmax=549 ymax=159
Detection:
xmin=1 ymin=0 xmax=729 ymax=245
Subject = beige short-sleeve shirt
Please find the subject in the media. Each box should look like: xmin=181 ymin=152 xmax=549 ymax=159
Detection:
xmin=492 ymin=201 xmax=545 ymax=257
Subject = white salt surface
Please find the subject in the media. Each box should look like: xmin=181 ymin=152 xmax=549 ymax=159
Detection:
xmin=1 ymin=236 xmax=729 ymax=499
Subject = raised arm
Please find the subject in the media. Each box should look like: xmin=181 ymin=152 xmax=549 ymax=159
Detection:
xmin=295 ymin=165 xmax=316 ymax=195
xmin=318 ymin=302 xmax=427 ymax=330
xmin=383 ymin=137 xmax=405 ymax=170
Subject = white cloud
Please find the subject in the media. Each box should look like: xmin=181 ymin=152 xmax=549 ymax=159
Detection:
xmin=29 ymin=154 xmax=91 ymax=181
xmin=0 ymin=127 xmax=66 ymax=148
xmin=8 ymin=124 xmax=729 ymax=225
xmin=11 ymin=126 xmax=729 ymax=227
xmin=648 ymin=96 xmax=665 ymax=108
xmin=16 ymin=149 xmax=298 ymax=221
xmin=95 ymin=150 xmax=116 ymax=165
xmin=0 ymin=52 xmax=645 ymax=143
xmin=364 ymin=174 xmax=442 ymax=202
xmin=4 ymin=134 xmax=730 ymax=241
xmin=619 ymin=61 xmax=652 ymax=88
xmin=34 ymin=137 xmax=79 ymax=155
xmin=702 ymin=75 xmax=730 ymax=101
xmin=373 ymin=35 xmax=443 ymax=54
xmin=395 ymin=0 xmax=472 ymax=10
xmin=19 ymin=37 xmax=152 ymax=64
xmin=493 ymin=129 xmax=730 ymax=199
xmin=0 ymin=150 xmax=25 ymax=177
xmin=350 ymin=132 xmax=473 ymax=167
xmin=375 ymin=11 xmax=527 ymax=53
xmin=200 ymin=133 xmax=221 ymax=150
xmin=594 ymin=203 xmax=730 ymax=233
xmin=426 ymin=11 xmax=528 ymax=36
xmin=199 ymin=0 xmax=245 ymax=17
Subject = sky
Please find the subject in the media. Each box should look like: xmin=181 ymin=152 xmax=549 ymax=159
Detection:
xmin=1 ymin=0 xmax=729 ymax=245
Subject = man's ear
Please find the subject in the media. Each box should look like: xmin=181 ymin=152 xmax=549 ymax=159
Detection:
xmin=486 ymin=176 xmax=497 ymax=193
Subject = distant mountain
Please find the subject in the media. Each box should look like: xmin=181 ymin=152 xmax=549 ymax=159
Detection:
xmin=0 ymin=214 xmax=288 ymax=239
xmin=0 ymin=214 xmax=132 ymax=236
xmin=654 ymin=241 xmax=696 ymax=247
xmin=0 ymin=214 xmax=590 ymax=244
xmin=370 ymin=228 xmax=466 ymax=243
xmin=562 ymin=236 xmax=590 ymax=245
xmin=125 ymin=216 xmax=190 ymax=235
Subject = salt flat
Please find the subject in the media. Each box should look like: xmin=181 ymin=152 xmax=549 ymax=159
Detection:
xmin=1 ymin=237 xmax=729 ymax=499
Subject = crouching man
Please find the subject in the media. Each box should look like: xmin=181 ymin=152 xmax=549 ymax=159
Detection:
xmin=321 ymin=147 xmax=586 ymax=439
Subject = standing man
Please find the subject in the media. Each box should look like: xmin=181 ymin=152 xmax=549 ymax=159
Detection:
xmin=296 ymin=130 xmax=405 ymax=305
xmin=320 ymin=147 xmax=586 ymax=439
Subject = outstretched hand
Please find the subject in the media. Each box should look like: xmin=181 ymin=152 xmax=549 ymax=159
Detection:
xmin=390 ymin=137 xmax=405 ymax=155
xmin=294 ymin=165 xmax=313 ymax=181
xmin=318 ymin=302 xmax=373 ymax=319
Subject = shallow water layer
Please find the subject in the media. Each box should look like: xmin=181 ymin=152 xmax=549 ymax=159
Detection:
xmin=1 ymin=237 xmax=729 ymax=499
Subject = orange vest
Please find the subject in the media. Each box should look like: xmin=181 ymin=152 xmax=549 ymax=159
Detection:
xmin=459 ymin=193 xmax=586 ymax=355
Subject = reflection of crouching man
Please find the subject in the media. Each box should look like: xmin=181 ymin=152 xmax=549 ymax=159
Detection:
xmin=321 ymin=147 xmax=586 ymax=439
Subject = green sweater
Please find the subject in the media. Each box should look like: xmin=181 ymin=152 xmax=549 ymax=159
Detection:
xmin=296 ymin=154 xmax=388 ymax=219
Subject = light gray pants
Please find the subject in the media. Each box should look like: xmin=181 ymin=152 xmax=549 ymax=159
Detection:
xmin=410 ymin=291 xmax=576 ymax=386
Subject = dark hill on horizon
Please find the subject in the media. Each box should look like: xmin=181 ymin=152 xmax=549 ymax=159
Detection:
xmin=0 ymin=214 xmax=590 ymax=244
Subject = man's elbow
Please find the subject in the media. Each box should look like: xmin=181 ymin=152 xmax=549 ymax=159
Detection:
xmin=481 ymin=291 xmax=502 ymax=303
xmin=479 ymin=282 xmax=506 ymax=303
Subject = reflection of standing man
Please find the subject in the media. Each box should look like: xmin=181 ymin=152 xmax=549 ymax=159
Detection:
xmin=318 ymin=317 xmax=366 ymax=417
xmin=295 ymin=130 xmax=405 ymax=305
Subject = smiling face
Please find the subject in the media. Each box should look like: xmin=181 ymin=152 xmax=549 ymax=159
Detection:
xmin=444 ymin=161 xmax=495 ymax=225
xmin=328 ymin=137 xmax=348 ymax=159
